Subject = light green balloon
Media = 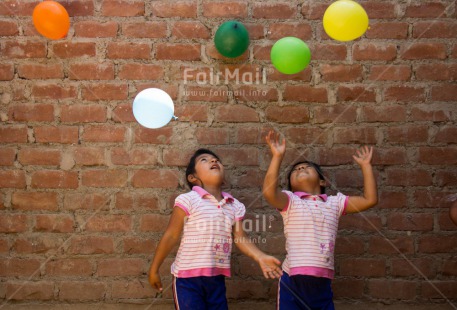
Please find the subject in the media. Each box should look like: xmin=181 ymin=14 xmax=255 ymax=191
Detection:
xmin=271 ymin=37 xmax=311 ymax=74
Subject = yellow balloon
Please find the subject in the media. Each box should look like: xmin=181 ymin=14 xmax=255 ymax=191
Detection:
xmin=323 ymin=0 xmax=369 ymax=42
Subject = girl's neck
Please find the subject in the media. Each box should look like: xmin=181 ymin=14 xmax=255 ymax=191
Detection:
xmin=294 ymin=185 xmax=322 ymax=196
xmin=202 ymin=184 xmax=223 ymax=201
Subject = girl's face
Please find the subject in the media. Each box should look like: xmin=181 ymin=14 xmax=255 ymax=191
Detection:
xmin=289 ymin=163 xmax=322 ymax=192
xmin=192 ymin=154 xmax=225 ymax=186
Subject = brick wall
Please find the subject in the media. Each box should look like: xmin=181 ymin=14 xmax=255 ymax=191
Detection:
xmin=0 ymin=0 xmax=456 ymax=308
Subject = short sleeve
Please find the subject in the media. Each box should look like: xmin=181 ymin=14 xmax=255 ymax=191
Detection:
xmin=234 ymin=200 xmax=246 ymax=222
xmin=280 ymin=190 xmax=294 ymax=214
xmin=327 ymin=192 xmax=349 ymax=216
xmin=174 ymin=193 xmax=192 ymax=216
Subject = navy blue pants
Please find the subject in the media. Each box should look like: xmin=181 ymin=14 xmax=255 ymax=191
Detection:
xmin=277 ymin=272 xmax=334 ymax=310
xmin=172 ymin=275 xmax=228 ymax=310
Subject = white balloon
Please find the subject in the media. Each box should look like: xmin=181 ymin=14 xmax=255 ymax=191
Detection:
xmin=132 ymin=88 xmax=175 ymax=129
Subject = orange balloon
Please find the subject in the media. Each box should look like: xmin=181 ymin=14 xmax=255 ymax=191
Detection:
xmin=33 ymin=1 xmax=70 ymax=40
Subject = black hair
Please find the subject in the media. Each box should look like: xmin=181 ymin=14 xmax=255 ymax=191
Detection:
xmin=287 ymin=160 xmax=326 ymax=194
xmin=185 ymin=148 xmax=221 ymax=189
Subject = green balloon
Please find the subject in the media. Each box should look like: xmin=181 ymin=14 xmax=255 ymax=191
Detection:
xmin=271 ymin=37 xmax=311 ymax=74
xmin=214 ymin=21 xmax=249 ymax=58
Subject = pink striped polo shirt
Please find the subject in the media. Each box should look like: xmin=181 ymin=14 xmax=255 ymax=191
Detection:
xmin=171 ymin=186 xmax=246 ymax=278
xmin=280 ymin=190 xmax=348 ymax=279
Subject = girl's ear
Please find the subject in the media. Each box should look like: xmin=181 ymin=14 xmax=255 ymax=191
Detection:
xmin=319 ymin=179 xmax=327 ymax=187
xmin=187 ymin=174 xmax=197 ymax=185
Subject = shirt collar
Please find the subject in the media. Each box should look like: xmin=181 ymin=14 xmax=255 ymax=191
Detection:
xmin=294 ymin=191 xmax=328 ymax=202
xmin=192 ymin=186 xmax=234 ymax=203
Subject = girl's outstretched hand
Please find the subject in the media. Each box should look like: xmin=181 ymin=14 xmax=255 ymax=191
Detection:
xmin=353 ymin=146 xmax=373 ymax=167
xmin=258 ymin=254 xmax=283 ymax=279
xmin=266 ymin=130 xmax=286 ymax=158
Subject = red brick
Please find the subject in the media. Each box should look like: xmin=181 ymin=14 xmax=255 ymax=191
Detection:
xmin=139 ymin=214 xmax=170 ymax=232
xmin=413 ymin=21 xmax=457 ymax=38
xmin=83 ymin=83 xmax=128 ymax=101
xmin=401 ymin=42 xmax=446 ymax=60
xmin=217 ymin=148 xmax=259 ymax=166
xmin=84 ymin=215 xmax=131 ymax=232
xmin=0 ymin=148 xmax=15 ymax=166
xmin=411 ymin=105 xmax=451 ymax=122
xmin=163 ymin=149 xmax=196 ymax=166
xmin=337 ymin=85 xmax=376 ymax=102
xmin=353 ymin=43 xmax=397 ymax=61
xmin=339 ymin=213 xmax=382 ymax=232
xmin=18 ymin=148 xmax=60 ymax=166
xmin=369 ymin=235 xmax=415 ymax=254
xmin=59 ymin=281 xmax=106 ymax=300
xmin=391 ymin=258 xmax=436 ymax=277
xmin=69 ymin=62 xmax=114 ymax=80
xmin=152 ymin=1 xmax=197 ymax=18
xmin=9 ymin=104 xmax=54 ymax=122
xmin=265 ymin=106 xmax=309 ymax=123
xmin=431 ymin=84 xmax=457 ymax=101
xmin=215 ymin=105 xmax=259 ymax=122
xmin=334 ymin=236 xmax=365 ymax=255
xmin=62 ymin=0 xmax=95 ymax=16
xmin=313 ymin=105 xmax=357 ymax=124
xmin=0 ymin=63 xmax=13 ymax=80
xmin=97 ymin=258 xmax=144 ymax=276
xmin=112 ymin=104 xmax=135 ymax=123
xmin=405 ymin=2 xmax=447 ymax=18
xmin=0 ymin=238 xmax=9 ymax=252
xmin=82 ymin=125 xmax=126 ymax=142
xmin=372 ymin=148 xmax=408 ymax=165
xmin=203 ymin=1 xmax=247 ymax=18
xmin=32 ymin=83 xmax=78 ymax=99
xmin=156 ymin=43 xmax=201 ymax=61
xmin=252 ymin=45 xmax=271 ymax=60
xmin=435 ymin=170 xmax=457 ymax=187
xmin=122 ymin=237 xmax=157 ymax=254
xmin=121 ymin=22 xmax=167 ymax=39
xmin=206 ymin=43 xmax=249 ymax=61
xmin=31 ymin=170 xmax=78 ymax=189
xmin=118 ymin=64 xmax=164 ymax=80
xmin=52 ymin=42 xmax=96 ymax=58
xmin=115 ymin=192 xmax=159 ymax=211
xmin=101 ymin=0 xmax=144 ymax=16
xmin=112 ymin=280 xmax=155 ymax=299
xmin=268 ymin=23 xmax=312 ymax=40
xmin=361 ymin=1 xmax=396 ymax=18
xmin=68 ymin=236 xmax=114 ymax=254
xmin=360 ymin=106 xmax=407 ymax=122
xmin=2 ymin=41 xmax=46 ymax=58
xmin=74 ymin=21 xmax=118 ymax=38
xmin=219 ymin=64 xmax=263 ymax=83
xmin=318 ymin=147 xmax=357 ymax=165
xmin=422 ymin=281 xmax=457 ymax=298
xmin=384 ymin=86 xmax=425 ymax=102
xmin=385 ymin=126 xmax=428 ymax=144
xmin=245 ymin=23 xmax=264 ymax=39
xmin=13 ymin=235 xmax=65 ymax=254
xmin=107 ymin=42 xmax=151 ymax=59
xmin=134 ymin=127 xmax=173 ymax=144
xmin=441 ymin=260 xmax=457 ymax=275
xmin=0 ymin=214 xmax=27 ymax=233
xmin=17 ymin=63 xmax=63 ymax=79
xmin=285 ymin=127 xmax=327 ymax=145
xmin=435 ymin=127 xmax=457 ymax=143
xmin=195 ymin=128 xmax=230 ymax=145
xmin=320 ymin=64 xmax=363 ymax=82
xmin=419 ymin=147 xmax=457 ymax=165
xmin=413 ymin=191 xmax=454 ymax=209
xmin=386 ymin=168 xmax=432 ymax=186
xmin=387 ymin=213 xmax=434 ymax=231
xmin=369 ymin=65 xmax=411 ymax=81
xmin=366 ymin=22 xmax=408 ymax=39
xmin=418 ymin=235 xmax=457 ymax=253
xmin=12 ymin=192 xmax=58 ymax=211
xmin=267 ymin=67 xmax=312 ymax=82
xmin=333 ymin=279 xmax=364 ymax=299
xmin=45 ymin=259 xmax=92 ymax=276
xmin=333 ymin=127 xmax=377 ymax=144
xmin=35 ymin=215 xmax=75 ymax=233
xmin=416 ymin=64 xmax=457 ymax=81
xmin=253 ymin=3 xmax=295 ymax=19
xmin=284 ymin=85 xmax=328 ymax=103
xmin=172 ymin=21 xmax=210 ymax=39
xmin=233 ymin=86 xmax=279 ymax=102
xmin=34 ymin=126 xmax=79 ymax=144
xmin=72 ymin=147 xmax=106 ymax=166
xmin=6 ymin=281 xmax=54 ymax=300
xmin=111 ymin=147 xmax=158 ymax=165
xmin=64 ymin=192 xmax=110 ymax=211
xmin=175 ymin=104 xmax=208 ymax=122
xmin=0 ymin=170 xmax=26 ymax=188
xmin=132 ymin=170 xmax=179 ymax=188
xmin=301 ymin=3 xmax=328 ymax=20
xmin=61 ymin=105 xmax=106 ymax=123
xmin=0 ymin=20 xmax=18 ymax=36
xmin=0 ymin=258 xmax=40 ymax=277
xmin=82 ymin=170 xmax=128 ymax=187
xmin=368 ymin=280 xmax=417 ymax=299
xmin=310 ymin=44 xmax=347 ymax=60
xmin=339 ymin=258 xmax=386 ymax=277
